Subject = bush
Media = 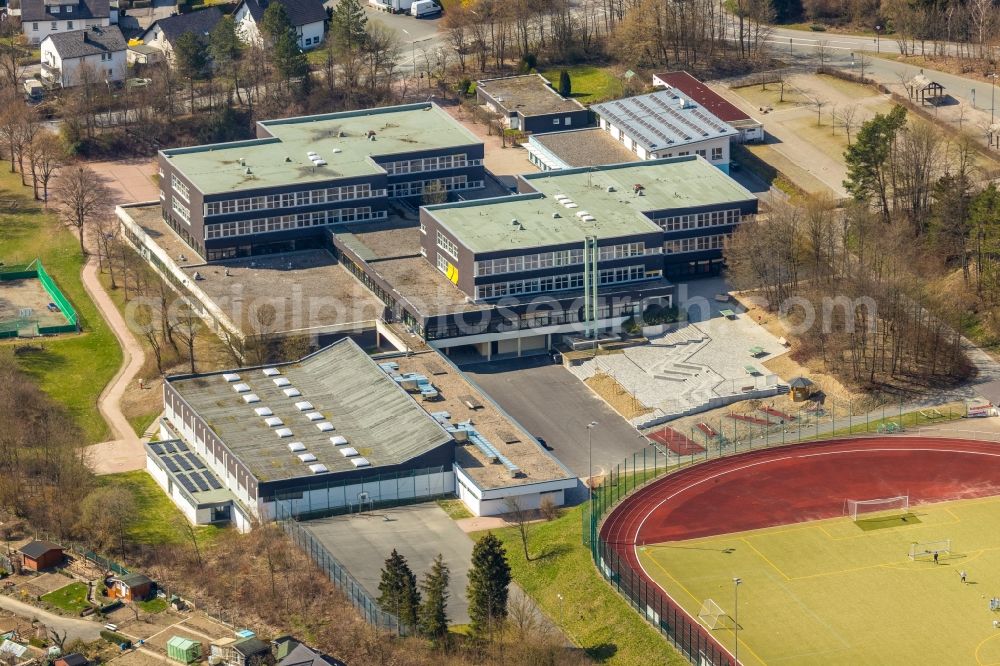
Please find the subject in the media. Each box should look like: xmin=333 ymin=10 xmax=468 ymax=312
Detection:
xmin=642 ymin=304 xmax=681 ymax=326
xmin=621 ymin=317 xmax=641 ymax=335
xmin=100 ymin=630 xmax=131 ymax=648
xmin=809 ymin=23 xmax=827 ymax=31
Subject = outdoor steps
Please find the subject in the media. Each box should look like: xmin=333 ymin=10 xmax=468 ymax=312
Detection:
xmin=649 ymin=325 xmax=709 ymax=348
xmin=652 ymin=372 xmax=688 ymax=383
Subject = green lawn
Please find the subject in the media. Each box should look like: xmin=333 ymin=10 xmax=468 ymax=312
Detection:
xmin=138 ymin=597 xmax=168 ymax=613
xmin=0 ymin=169 xmax=121 ymax=443
xmin=539 ymin=66 xmax=623 ymax=104
xmin=99 ymin=471 xmax=224 ymax=546
xmin=436 ymin=498 xmax=473 ymax=520
xmin=41 ymin=582 xmax=91 ymax=614
xmin=479 ymin=504 xmax=686 ymax=665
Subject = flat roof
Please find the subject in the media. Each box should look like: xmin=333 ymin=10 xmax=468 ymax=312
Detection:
xmin=146 ymin=439 xmax=234 ymax=505
xmin=592 ymin=90 xmax=738 ymax=152
xmin=529 ymin=128 xmax=638 ymax=168
xmin=654 ymin=71 xmax=755 ymax=124
xmin=335 ymin=220 xmax=492 ymax=316
xmin=427 ymin=157 xmax=755 ymax=254
xmin=166 ymin=339 xmax=453 ymax=483
xmin=162 ymin=103 xmax=481 ymax=195
xmin=390 ymin=353 xmax=574 ymax=490
xmin=477 ymin=74 xmax=586 ymax=116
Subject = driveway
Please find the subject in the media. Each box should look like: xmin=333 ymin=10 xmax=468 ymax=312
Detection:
xmin=460 ymin=356 xmax=647 ymax=480
xmin=0 ymin=594 xmax=102 ymax=642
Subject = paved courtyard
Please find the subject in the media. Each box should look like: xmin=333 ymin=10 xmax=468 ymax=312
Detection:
xmin=570 ymin=310 xmax=790 ymax=428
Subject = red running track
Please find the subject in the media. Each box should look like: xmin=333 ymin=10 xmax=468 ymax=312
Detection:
xmin=598 ymin=437 xmax=1000 ymax=662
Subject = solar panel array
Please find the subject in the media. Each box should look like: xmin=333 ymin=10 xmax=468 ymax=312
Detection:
xmin=151 ymin=441 xmax=224 ymax=497
xmin=593 ymin=90 xmax=734 ymax=151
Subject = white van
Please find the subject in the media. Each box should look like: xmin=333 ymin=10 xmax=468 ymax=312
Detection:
xmin=410 ymin=0 xmax=441 ymax=17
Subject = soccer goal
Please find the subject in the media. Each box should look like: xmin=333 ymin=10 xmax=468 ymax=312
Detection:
xmin=845 ymin=495 xmax=909 ymax=522
xmin=697 ymin=598 xmax=729 ymax=630
xmin=909 ymin=539 xmax=952 ymax=561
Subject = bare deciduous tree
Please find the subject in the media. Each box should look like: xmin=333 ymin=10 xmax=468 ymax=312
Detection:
xmin=55 ymin=165 xmax=112 ymax=255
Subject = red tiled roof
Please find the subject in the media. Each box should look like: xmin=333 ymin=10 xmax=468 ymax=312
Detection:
xmin=653 ymin=71 xmax=752 ymax=124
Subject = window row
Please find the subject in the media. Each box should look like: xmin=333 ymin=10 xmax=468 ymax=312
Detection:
xmin=388 ymin=176 xmax=482 ymax=198
xmin=172 ymin=174 xmax=190 ymax=202
xmin=664 ymin=233 xmax=727 ymax=254
xmin=473 ymin=265 xmax=649 ymax=300
xmin=204 ymin=207 xmax=385 ymax=239
xmin=383 ymin=154 xmax=470 ymax=175
xmin=436 ymin=230 xmax=458 ymax=259
xmin=171 ymin=197 xmax=190 ymax=225
xmin=204 ymin=183 xmax=379 ymax=216
xmin=474 ymin=242 xmax=651 ymax=276
xmin=654 ymin=209 xmax=742 ymax=232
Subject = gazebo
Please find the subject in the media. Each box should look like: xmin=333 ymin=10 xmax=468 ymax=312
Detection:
xmin=788 ymin=376 xmax=815 ymax=402
xmin=908 ymin=75 xmax=945 ymax=105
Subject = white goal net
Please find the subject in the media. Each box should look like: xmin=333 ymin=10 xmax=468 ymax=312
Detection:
xmin=697 ymin=599 xmax=729 ymax=630
xmin=909 ymin=539 xmax=952 ymax=561
xmin=845 ymin=495 xmax=909 ymax=521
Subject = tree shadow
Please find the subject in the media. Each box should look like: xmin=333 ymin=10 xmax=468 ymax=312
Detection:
xmin=585 ymin=643 xmax=618 ymax=661
xmin=533 ymin=543 xmax=572 ymax=561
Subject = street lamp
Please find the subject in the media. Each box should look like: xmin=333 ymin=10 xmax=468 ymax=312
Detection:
xmin=875 ymin=24 xmax=883 ymax=54
xmin=989 ymin=72 xmax=998 ymax=125
xmin=587 ymin=421 xmax=598 ymax=496
xmin=733 ymin=577 xmax=742 ymax=665
xmin=401 ymin=28 xmax=432 ymax=83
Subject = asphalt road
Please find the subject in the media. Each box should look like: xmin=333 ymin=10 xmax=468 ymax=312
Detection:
xmin=0 ymin=594 xmax=103 ymax=642
xmin=460 ymin=356 xmax=649 ymax=480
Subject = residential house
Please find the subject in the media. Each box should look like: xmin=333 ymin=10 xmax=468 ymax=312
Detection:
xmin=210 ymin=637 xmax=273 ymax=666
xmin=136 ymin=8 xmax=223 ymax=64
xmin=233 ymin=0 xmax=326 ymax=51
xmin=591 ymin=89 xmax=738 ymax=173
xmin=40 ymin=25 xmax=126 ymax=88
xmin=21 ymin=0 xmax=111 ymax=45
xmin=54 ymin=654 xmax=90 ymax=666
xmin=652 ymin=71 xmax=764 ymax=143
xmin=106 ymin=572 xmax=155 ymax=601
xmin=275 ymin=641 xmax=346 ymax=666
xmin=17 ymin=540 xmax=64 ymax=571
xmin=475 ymin=74 xmax=590 ymax=134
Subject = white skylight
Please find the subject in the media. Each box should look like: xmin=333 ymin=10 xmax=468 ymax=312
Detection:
xmin=338 ymin=446 xmax=359 ymax=457
xmin=254 ymin=407 xmax=273 ymax=417
xmin=297 ymin=453 xmax=317 ymax=463
xmin=264 ymin=416 xmax=284 ymax=427
xmin=233 ymin=383 xmax=251 ymax=393
xmin=306 ymin=412 xmax=324 ymax=422
xmin=275 ymin=428 xmax=293 ymax=438
xmin=263 ymin=367 xmax=281 ymax=377
xmin=242 ymin=393 xmax=261 ymax=404
xmin=309 ymin=463 xmax=329 ymax=474
xmin=350 ymin=457 xmax=370 ymax=468
xmin=273 ymin=377 xmax=291 ymax=388
xmin=223 ymin=373 xmax=241 ymax=382
xmin=316 ymin=422 xmax=334 ymax=432
xmin=330 ymin=435 xmax=348 ymax=446
xmin=287 ymin=441 xmax=306 ymax=452
xmin=283 ymin=388 xmax=302 ymax=397
xmin=294 ymin=401 xmax=314 ymax=411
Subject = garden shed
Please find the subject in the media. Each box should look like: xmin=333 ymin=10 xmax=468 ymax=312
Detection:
xmin=167 ymin=636 xmax=201 ymax=664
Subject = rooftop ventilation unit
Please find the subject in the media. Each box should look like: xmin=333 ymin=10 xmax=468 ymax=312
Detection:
xmin=563 ymin=202 xmax=578 ymax=209
xmin=244 ymin=168 xmax=252 ymax=175
xmin=350 ymin=457 xmax=370 ymax=468
xmin=330 ymin=435 xmax=348 ymax=446
xmin=307 ymin=151 xmax=318 ymax=158
xmin=276 ymin=428 xmax=293 ymax=438
xmin=582 ymin=215 xmax=596 ymax=222
xmin=607 ymin=186 xmax=616 ymax=193
xmin=309 ymin=463 xmax=329 ymax=474
xmin=338 ymin=447 xmax=359 ymax=457
xmin=332 ymin=148 xmax=342 ymax=154
xmin=253 ymin=407 xmax=273 ymax=417
xmin=283 ymin=388 xmax=302 ymax=397
xmin=238 ymin=158 xmax=245 ymax=166
xmin=294 ymin=401 xmax=314 ymax=411
xmin=552 ymin=212 xmax=561 ymax=219
xmin=298 ymin=453 xmax=317 ymax=463
xmin=575 ymin=211 xmax=590 ymax=218
xmin=287 ymin=441 xmax=306 ymax=452
xmin=264 ymin=416 xmax=284 ymax=428
xmin=263 ymin=368 xmax=280 ymax=377
xmin=306 ymin=412 xmax=324 ymax=422
xmin=222 ymin=373 xmax=241 ymax=382
xmin=242 ymin=393 xmax=260 ymax=404
xmin=312 ymin=159 xmax=327 ymax=167
xmin=233 ymin=383 xmax=251 ymax=393
xmin=316 ymin=422 xmax=334 ymax=432
xmin=554 ymin=194 xmax=569 ymax=202
xmin=273 ymin=377 xmax=291 ymax=388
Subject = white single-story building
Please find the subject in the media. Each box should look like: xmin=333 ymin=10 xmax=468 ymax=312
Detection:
xmin=591 ymin=89 xmax=738 ymax=173
xmin=652 ymin=71 xmax=764 ymax=144
xmin=40 ymin=25 xmax=126 ymax=88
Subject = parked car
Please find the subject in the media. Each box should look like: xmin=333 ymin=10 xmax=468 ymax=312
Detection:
xmin=410 ymin=0 xmax=441 ymax=17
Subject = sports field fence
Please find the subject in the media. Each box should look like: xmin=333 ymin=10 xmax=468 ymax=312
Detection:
xmin=0 ymin=259 xmax=78 ymax=335
xmin=585 ymin=398 xmax=986 ymax=665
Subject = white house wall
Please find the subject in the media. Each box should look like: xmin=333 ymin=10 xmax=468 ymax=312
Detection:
xmin=234 ymin=9 xmax=323 ymax=51
xmin=453 ymin=464 xmax=574 ymax=517
xmin=24 ymin=17 xmax=109 ymax=45
xmin=43 ymin=40 xmax=126 ymax=88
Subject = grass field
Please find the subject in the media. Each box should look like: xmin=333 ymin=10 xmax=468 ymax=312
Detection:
xmin=99 ymin=471 xmax=223 ymax=547
xmin=486 ymin=503 xmax=686 ymax=665
xmin=0 ymin=169 xmax=121 ymax=443
xmin=41 ymin=582 xmax=91 ymax=614
xmin=539 ymin=66 xmax=622 ymax=104
xmin=639 ymin=495 xmax=1000 ymax=665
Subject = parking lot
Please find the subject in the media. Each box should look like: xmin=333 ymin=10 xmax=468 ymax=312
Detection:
xmin=460 ymin=356 xmax=648 ymax=482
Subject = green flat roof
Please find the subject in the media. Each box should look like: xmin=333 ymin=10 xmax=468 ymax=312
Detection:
xmin=426 ymin=157 xmax=755 ymax=254
xmin=162 ymin=103 xmax=481 ymax=195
